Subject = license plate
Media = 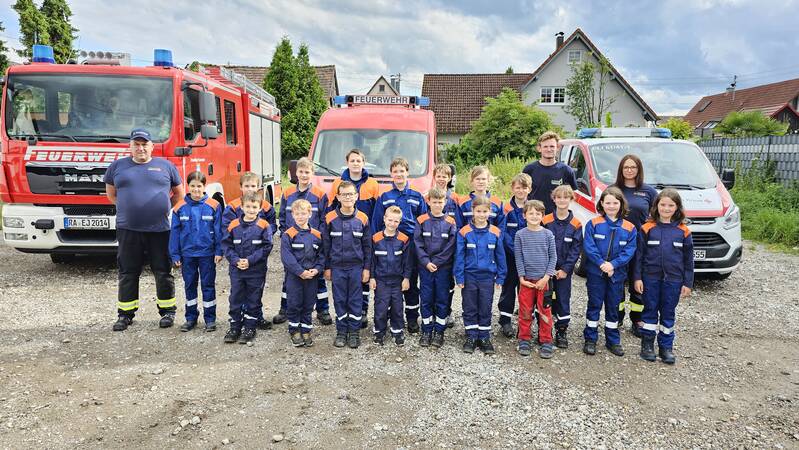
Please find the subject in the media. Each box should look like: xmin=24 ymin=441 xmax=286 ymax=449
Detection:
xmin=64 ymin=217 xmax=110 ymax=230
xmin=693 ymin=249 xmax=706 ymax=260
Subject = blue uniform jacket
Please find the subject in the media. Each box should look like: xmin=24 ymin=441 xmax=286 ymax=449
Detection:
xmin=371 ymin=231 xmax=413 ymax=280
xmin=456 ymin=192 xmax=506 ymax=230
xmin=327 ymin=169 xmax=380 ymax=217
xmin=618 ymin=184 xmax=658 ymax=230
xmin=169 ymin=194 xmax=222 ymax=262
xmin=583 ymin=215 xmax=638 ymax=283
xmin=280 ymin=225 xmax=325 ymax=277
xmin=222 ymin=197 xmax=277 ymax=234
xmin=502 ymin=197 xmax=527 ymax=253
xmin=455 ymin=223 xmax=507 ymax=285
xmin=222 ymin=218 xmax=273 ymax=277
xmin=414 ymin=213 xmax=457 ymax=270
xmin=372 ymin=183 xmax=428 ymax=235
xmin=324 ymin=209 xmax=372 ymax=270
xmin=542 ymin=211 xmax=583 ymax=274
xmin=634 ymin=220 xmax=695 ymax=288
xmin=279 ymin=184 xmax=329 ymax=233
xmin=424 ymin=190 xmax=459 ymax=221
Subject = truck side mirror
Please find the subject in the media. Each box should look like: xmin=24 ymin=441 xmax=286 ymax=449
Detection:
xmin=200 ymin=123 xmax=218 ymax=140
xmin=199 ymin=91 xmax=216 ymax=123
xmin=288 ymin=160 xmax=298 ymax=185
xmin=447 ymin=163 xmax=456 ymax=189
xmin=721 ymin=168 xmax=735 ymax=190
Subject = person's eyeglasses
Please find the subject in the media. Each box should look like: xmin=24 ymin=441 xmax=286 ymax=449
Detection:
xmin=338 ymin=193 xmax=357 ymax=198
xmin=623 ymin=166 xmax=637 ymax=171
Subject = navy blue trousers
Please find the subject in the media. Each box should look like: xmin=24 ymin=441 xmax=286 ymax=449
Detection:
xmin=332 ymin=266 xmax=363 ymax=333
xmin=404 ymin=250 xmax=420 ymax=324
xmin=583 ymin=274 xmax=623 ymax=345
xmin=229 ymin=274 xmax=265 ymax=331
xmin=462 ymin=279 xmax=494 ymax=340
xmin=373 ymin=277 xmax=405 ymax=336
xmin=419 ymin=266 xmax=452 ymax=333
xmin=553 ymin=273 xmax=573 ymax=329
xmin=497 ymin=252 xmax=518 ymax=326
xmin=640 ymin=277 xmax=681 ymax=349
xmin=180 ymin=255 xmax=217 ymax=323
xmin=280 ymin=275 xmax=329 ymax=314
xmin=286 ymin=273 xmax=317 ymax=334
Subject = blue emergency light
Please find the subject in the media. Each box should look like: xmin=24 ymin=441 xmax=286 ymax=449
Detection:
xmin=154 ymin=49 xmax=174 ymax=67
xmin=577 ymin=127 xmax=673 ymax=139
xmin=415 ymin=96 xmax=430 ymax=107
xmin=32 ymin=45 xmax=55 ymax=64
xmin=576 ymin=128 xmax=600 ymax=138
xmin=333 ymin=95 xmax=348 ymax=105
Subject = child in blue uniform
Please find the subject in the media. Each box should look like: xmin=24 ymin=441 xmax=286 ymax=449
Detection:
xmin=455 ymin=195 xmax=507 ymax=355
xmin=222 ymin=192 xmax=274 ymax=344
xmin=169 ymin=171 xmax=223 ymax=332
xmin=497 ymin=173 xmax=531 ymax=338
xmin=281 ymin=199 xmax=325 ymax=348
xmin=456 ymin=166 xmax=505 ymax=230
xmin=582 ymin=186 xmax=637 ymax=357
xmin=415 ymin=187 xmax=457 ymax=348
xmin=634 ymin=188 xmax=694 ymax=364
xmin=370 ymin=206 xmax=412 ymax=346
xmin=427 ymin=164 xmax=459 ymax=329
xmin=542 ymin=185 xmax=583 ymax=348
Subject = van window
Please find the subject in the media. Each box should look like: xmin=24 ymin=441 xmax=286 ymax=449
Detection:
xmin=312 ymin=129 xmax=429 ymax=177
xmin=568 ymin=147 xmax=590 ymax=195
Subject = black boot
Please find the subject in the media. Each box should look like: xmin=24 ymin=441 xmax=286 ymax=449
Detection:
xmin=583 ymin=341 xmax=597 ymax=355
xmin=463 ymin=337 xmax=477 ymax=354
xmin=606 ymin=343 xmax=625 ymax=357
xmin=334 ymin=332 xmax=347 ymax=348
xmin=431 ymin=331 xmax=444 ymax=348
xmin=317 ymin=310 xmax=333 ymax=326
xmin=407 ymin=321 xmax=420 ymax=334
xmin=272 ymin=309 xmax=287 ymax=324
xmin=224 ymin=327 xmax=241 ymax=343
xmin=480 ymin=339 xmax=495 ymax=355
xmin=555 ymin=328 xmax=568 ymax=349
xmin=113 ymin=316 xmax=133 ymax=331
xmin=640 ymin=337 xmax=656 ymax=362
xmin=159 ymin=313 xmax=175 ymax=328
xmin=659 ymin=346 xmax=676 ymax=365
xmin=348 ymin=332 xmax=360 ymax=349
xmin=419 ymin=332 xmax=432 ymax=347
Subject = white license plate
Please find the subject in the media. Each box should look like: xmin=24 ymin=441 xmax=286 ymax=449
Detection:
xmin=693 ymin=249 xmax=706 ymax=260
xmin=64 ymin=217 xmax=110 ymax=230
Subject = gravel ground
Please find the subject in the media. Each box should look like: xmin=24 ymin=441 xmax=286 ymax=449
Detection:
xmin=0 ymin=239 xmax=797 ymax=449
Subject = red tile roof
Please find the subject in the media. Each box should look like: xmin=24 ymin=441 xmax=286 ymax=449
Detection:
xmin=683 ymin=77 xmax=799 ymax=127
xmin=421 ymin=73 xmax=533 ymax=134
xmin=202 ymin=64 xmax=339 ymax=100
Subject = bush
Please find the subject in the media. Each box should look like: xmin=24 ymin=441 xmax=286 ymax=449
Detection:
xmin=455 ymin=156 xmax=529 ymax=200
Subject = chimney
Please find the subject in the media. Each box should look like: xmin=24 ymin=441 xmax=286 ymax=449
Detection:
xmin=555 ymin=32 xmax=564 ymax=51
xmin=390 ymin=74 xmax=401 ymax=94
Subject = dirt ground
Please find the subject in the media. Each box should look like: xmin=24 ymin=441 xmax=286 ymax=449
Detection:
xmin=0 ymin=239 xmax=797 ymax=449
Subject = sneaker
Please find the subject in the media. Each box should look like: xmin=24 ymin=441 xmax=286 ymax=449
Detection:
xmin=360 ymin=317 xmax=369 ymax=329
xmin=272 ymin=309 xmax=287 ymax=324
xmin=659 ymin=347 xmax=676 ymax=365
xmin=159 ymin=314 xmax=175 ymax=328
xmin=334 ymin=332 xmax=347 ymax=348
xmin=348 ymin=332 xmax=360 ymax=349
xmin=290 ymin=332 xmax=304 ymax=347
xmin=256 ymin=319 xmax=273 ymax=331
xmin=317 ymin=310 xmax=333 ymax=326
xmin=431 ymin=331 xmax=444 ymax=348
xmin=500 ymin=323 xmax=515 ymax=339
xmin=555 ymin=328 xmax=569 ymax=349
xmin=606 ymin=343 xmax=625 ymax=357
xmin=463 ymin=337 xmax=477 ymax=354
xmin=419 ymin=332 xmax=432 ymax=347
xmin=373 ymin=334 xmax=385 ymax=346
xmin=480 ymin=339 xmax=496 ymax=355
xmin=205 ymin=322 xmax=216 ymax=332
xmin=583 ymin=341 xmax=597 ymax=355
xmin=446 ymin=315 xmax=455 ymax=329
xmin=407 ymin=321 xmax=420 ymax=335
xmin=394 ymin=333 xmax=405 ymax=347
xmin=224 ymin=328 xmax=241 ymax=343
xmin=302 ymin=333 xmax=313 ymax=347
xmin=179 ymin=321 xmax=197 ymax=332
xmin=517 ymin=339 xmax=532 ymax=356
xmin=539 ymin=343 xmax=554 ymax=359
xmin=238 ymin=328 xmax=256 ymax=344
xmin=112 ymin=316 xmax=133 ymax=331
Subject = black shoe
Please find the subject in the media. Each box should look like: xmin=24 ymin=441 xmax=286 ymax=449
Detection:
xmin=419 ymin=332 xmax=432 ymax=347
xmin=291 ymin=332 xmax=304 ymax=347
xmin=238 ymin=328 xmax=256 ymax=344
xmin=463 ymin=337 xmax=477 ymax=354
xmin=348 ymin=332 xmax=360 ymax=349
xmin=539 ymin=343 xmax=554 ymax=359
xmin=224 ymin=328 xmax=241 ymax=343
xmin=431 ymin=331 xmax=444 ymax=348
xmin=180 ymin=321 xmax=197 ymax=332
xmin=334 ymin=332 xmax=347 ymax=348
xmin=555 ymin=328 xmax=569 ymax=349
xmin=373 ymin=334 xmax=385 ymax=346
xmin=446 ymin=315 xmax=455 ymax=329
xmin=317 ymin=310 xmax=333 ymax=326
xmin=272 ymin=309 xmax=287 ymax=324
xmin=407 ymin=321 xmax=420 ymax=334
xmin=480 ymin=339 xmax=495 ymax=355
xmin=112 ymin=316 xmax=133 ymax=331
xmin=583 ymin=341 xmax=597 ymax=355
xmin=630 ymin=323 xmax=642 ymax=338
xmin=302 ymin=333 xmax=313 ymax=347
xmin=360 ymin=317 xmax=369 ymax=329
xmin=518 ymin=339 xmax=532 ymax=356
xmin=205 ymin=322 xmax=216 ymax=332
xmin=159 ymin=314 xmax=175 ymax=328
xmin=500 ymin=323 xmax=515 ymax=339
xmin=394 ymin=333 xmax=405 ymax=347
xmin=606 ymin=343 xmax=625 ymax=357
xmin=257 ymin=319 xmax=273 ymax=330
xmin=640 ymin=337 xmax=656 ymax=362
xmin=659 ymin=347 xmax=676 ymax=365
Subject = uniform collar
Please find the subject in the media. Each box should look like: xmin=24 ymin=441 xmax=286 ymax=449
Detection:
xmin=185 ymin=194 xmax=208 ymax=205
xmin=343 ymin=168 xmax=369 ymax=182
xmin=392 ymin=182 xmax=409 ymax=194
xmin=604 ymin=215 xmax=623 ymax=226
xmin=555 ymin=210 xmax=573 ymax=223
xmin=470 ymin=222 xmax=489 ymax=231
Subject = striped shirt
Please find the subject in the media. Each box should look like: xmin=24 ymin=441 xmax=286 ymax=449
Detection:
xmin=513 ymin=227 xmax=557 ymax=279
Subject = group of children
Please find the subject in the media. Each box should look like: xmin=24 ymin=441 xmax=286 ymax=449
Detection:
xmin=168 ymin=143 xmax=694 ymax=364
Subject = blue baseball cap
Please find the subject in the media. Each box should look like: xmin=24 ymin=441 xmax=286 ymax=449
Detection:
xmin=130 ymin=128 xmax=152 ymax=142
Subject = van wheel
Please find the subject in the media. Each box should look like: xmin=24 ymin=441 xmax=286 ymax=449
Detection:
xmin=50 ymin=253 xmax=76 ymax=264
xmin=574 ymin=250 xmax=587 ymax=278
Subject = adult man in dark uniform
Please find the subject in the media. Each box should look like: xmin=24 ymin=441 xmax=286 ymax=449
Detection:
xmin=522 ymin=131 xmax=578 ymax=215
xmin=106 ymin=128 xmax=184 ymax=331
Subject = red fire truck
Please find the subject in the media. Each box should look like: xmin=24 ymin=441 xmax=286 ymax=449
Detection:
xmin=0 ymin=45 xmax=282 ymax=262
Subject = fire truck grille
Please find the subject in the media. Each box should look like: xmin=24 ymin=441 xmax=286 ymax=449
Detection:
xmin=63 ymin=205 xmax=116 ymax=216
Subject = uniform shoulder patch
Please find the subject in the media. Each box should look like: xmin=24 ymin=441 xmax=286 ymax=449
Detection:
xmin=541 ymin=213 xmax=555 ymax=225
xmin=355 ymin=211 xmax=369 ymax=226
xmin=172 ymin=200 xmax=186 ymax=213
xmin=570 ymin=217 xmax=582 ymax=229
xmin=204 ymin=198 xmax=219 ymax=210
xmin=256 ymin=219 xmax=269 ymax=229
xmin=591 ymin=216 xmax=606 ymax=226
xmin=397 ymin=232 xmax=409 ymax=243
xmin=445 ymin=215 xmax=456 ymax=226
xmin=621 ymin=220 xmax=635 ymax=232
xmin=489 ymin=195 xmax=502 ymax=207
xmin=641 ymin=220 xmax=657 ymax=235
xmin=310 ymin=228 xmax=322 ymax=239
xmin=325 ymin=210 xmax=338 ymax=224
xmin=285 ymin=226 xmax=299 ymax=239
xmin=457 ymin=194 xmax=471 ymax=206
xmin=459 ymin=225 xmax=472 ymax=237
xmin=227 ymin=219 xmax=240 ymax=232
xmin=489 ymin=225 xmax=501 ymax=238
xmin=283 ymin=186 xmax=297 ymax=198
xmin=228 ymin=197 xmax=242 ymax=209
xmin=372 ymin=231 xmax=385 ymax=243
xmin=678 ymin=223 xmax=691 ymax=237
xmin=260 ymin=200 xmax=272 ymax=212
xmin=310 ymin=186 xmax=326 ymax=199
xmin=417 ymin=213 xmax=430 ymax=224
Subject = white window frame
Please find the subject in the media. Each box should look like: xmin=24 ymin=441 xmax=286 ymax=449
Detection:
xmin=540 ymin=87 xmax=552 ymax=104
xmin=540 ymin=87 xmax=565 ymax=105
xmin=568 ymin=50 xmax=582 ymax=64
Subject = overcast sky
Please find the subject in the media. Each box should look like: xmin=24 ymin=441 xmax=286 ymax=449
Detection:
xmin=2 ymin=0 xmax=798 ymax=115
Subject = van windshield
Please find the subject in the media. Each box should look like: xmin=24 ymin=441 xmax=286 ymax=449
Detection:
xmin=4 ymin=74 xmax=173 ymax=143
xmin=312 ymin=129 xmax=429 ymax=177
xmin=589 ymin=141 xmax=718 ymax=189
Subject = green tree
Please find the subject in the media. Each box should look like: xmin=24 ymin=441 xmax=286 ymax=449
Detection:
xmin=661 ymin=117 xmax=694 ymax=140
xmin=564 ymin=54 xmax=617 ymax=129
xmin=264 ymin=37 xmax=299 ymax=116
xmin=0 ymin=22 xmax=10 ymax=75
xmin=186 ymin=61 xmax=201 ymax=72
xmin=448 ymin=88 xmax=561 ymax=167
xmin=295 ymin=44 xmax=328 ymax=128
xmin=715 ymin=110 xmax=788 ymax=138
xmin=40 ymin=0 xmax=78 ymax=63
xmin=13 ymin=0 xmax=49 ymax=59
xmin=505 ymin=66 xmax=514 ymax=74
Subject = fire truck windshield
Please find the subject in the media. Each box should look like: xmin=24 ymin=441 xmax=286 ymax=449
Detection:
xmin=4 ymin=74 xmax=173 ymax=143
xmin=313 ymin=129 xmax=429 ymax=177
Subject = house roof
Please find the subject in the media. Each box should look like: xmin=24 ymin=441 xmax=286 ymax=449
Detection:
xmin=201 ymin=64 xmax=339 ymax=99
xmin=367 ymin=76 xmax=399 ymax=95
xmin=683 ymin=77 xmax=799 ymax=127
xmin=522 ymin=28 xmax=659 ymax=122
xmin=421 ymin=73 xmax=533 ymax=134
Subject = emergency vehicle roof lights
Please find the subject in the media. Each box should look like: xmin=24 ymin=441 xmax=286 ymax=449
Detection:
xmin=154 ymin=49 xmax=174 ymax=67
xmin=32 ymin=45 xmax=55 ymax=64
xmin=577 ymin=127 xmax=673 ymax=139
xmin=333 ymin=95 xmax=430 ymax=107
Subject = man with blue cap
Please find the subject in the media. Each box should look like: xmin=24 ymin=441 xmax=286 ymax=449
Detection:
xmin=105 ymin=128 xmax=184 ymax=331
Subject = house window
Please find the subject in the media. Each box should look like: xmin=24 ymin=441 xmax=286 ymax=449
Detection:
xmin=540 ymin=88 xmax=552 ymax=103
xmin=553 ymin=88 xmax=565 ymax=103
xmin=379 ymin=84 xmax=385 ymax=93
xmin=703 ymin=121 xmax=719 ymax=129
xmin=540 ymin=87 xmax=565 ymax=104
xmin=568 ymin=50 xmax=582 ymax=64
